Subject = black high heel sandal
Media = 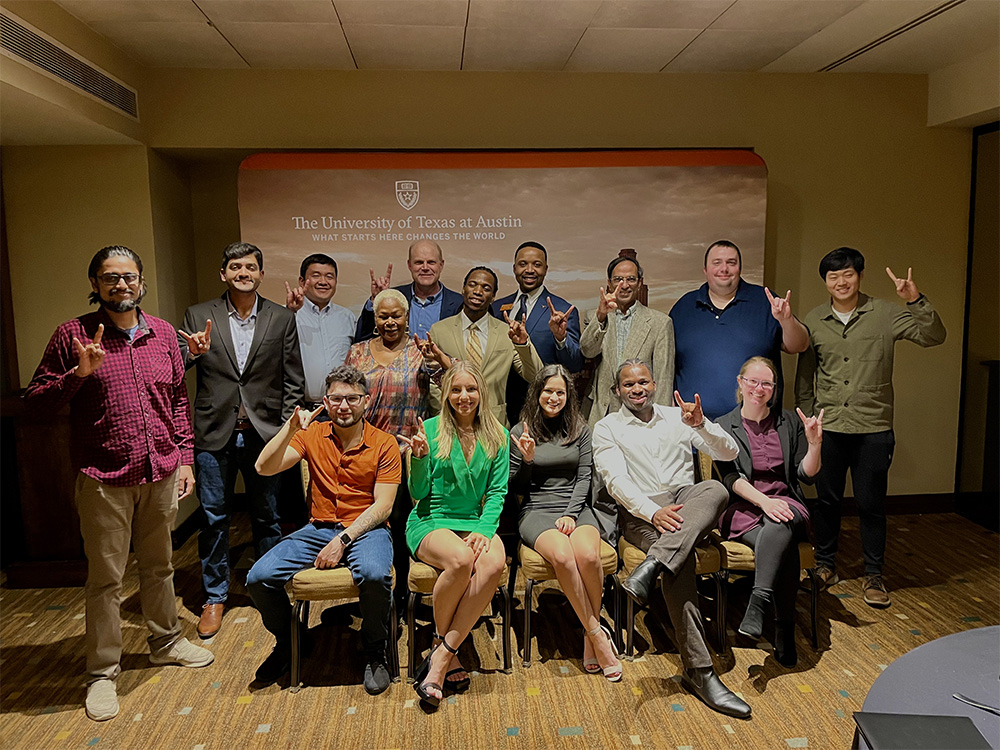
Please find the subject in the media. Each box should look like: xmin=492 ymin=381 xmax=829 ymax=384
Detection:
xmin=440 ymin=635 xmax=470 ymax=692
xmin=413 ymin=640 xmax=446 ymax=709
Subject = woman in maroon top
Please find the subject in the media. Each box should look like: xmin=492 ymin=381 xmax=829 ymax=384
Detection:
xmin=715 ymin=357 xmax=823 ymax=667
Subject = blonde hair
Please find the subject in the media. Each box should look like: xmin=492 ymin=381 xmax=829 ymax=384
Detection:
xmin=736 ymin=356 xmax=779 ymax=407
xmin=436 ymin=360 xmax=506 ymax=461
xmin=373 ymin=288 xmax=409 ymax=318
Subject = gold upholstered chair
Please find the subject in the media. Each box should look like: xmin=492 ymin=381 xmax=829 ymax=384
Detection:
xmin=512 ymin=540 xmax=621 ymax=668
xmin=406 ymin=559 xmax=513 ymax=682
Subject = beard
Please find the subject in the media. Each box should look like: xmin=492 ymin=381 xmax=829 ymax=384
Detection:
xmin=99 ymin=296 xmax=139 ymax=313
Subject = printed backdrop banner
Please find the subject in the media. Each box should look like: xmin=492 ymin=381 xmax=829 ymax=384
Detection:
xmin=237 ymin=150 xmax=768 ymax=315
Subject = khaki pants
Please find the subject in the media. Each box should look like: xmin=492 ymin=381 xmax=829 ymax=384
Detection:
xmin=75 ymin=470 xmax=182 ymax=682
xmin=621 ymin=480 xmax=728 ymax=670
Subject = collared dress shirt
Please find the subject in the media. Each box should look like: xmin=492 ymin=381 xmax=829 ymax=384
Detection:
xmin=408 ymin=284 xmax=444 ymax=339
xmin=460 ymin=311 xmax=489 ymax=361
xmin=295 ymin=299 xmax=356 ymax=403
xmin=592 ymin=404 xmax=738 ymax=523
xmin=23 ymin=308 xmax=195 ymax=487
xmin=226 ymin=293 xmax=259 ymax=374
xmin=614 ymin=304 xmax=638 ymax=367
xmin=796 ymin=293 xmax=946 ymax=434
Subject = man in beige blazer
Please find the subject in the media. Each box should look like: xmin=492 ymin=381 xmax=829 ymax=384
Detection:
xmin=427 ymin=266 xmax=543 ymax=426
xmin=581 ymin=257 xmax=675 ymax=427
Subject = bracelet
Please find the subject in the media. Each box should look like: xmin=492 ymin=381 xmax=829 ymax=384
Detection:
xmin=692 ymin=420 xmax=706 ymax=430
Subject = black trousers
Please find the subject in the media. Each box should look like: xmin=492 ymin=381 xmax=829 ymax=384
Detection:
xmin=814 ymin=430 xmax=895 ymax=576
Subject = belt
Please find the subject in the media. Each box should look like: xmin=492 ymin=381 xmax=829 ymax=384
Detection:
xmin=234 ymin=417 xmax=252 ymax=431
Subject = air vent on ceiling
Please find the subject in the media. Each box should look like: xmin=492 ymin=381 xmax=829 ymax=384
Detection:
xmin=0 ymin=9 xmax=138 ymax=120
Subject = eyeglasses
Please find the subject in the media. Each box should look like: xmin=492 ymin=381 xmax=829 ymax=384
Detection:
xmin=324 ymin=394 xmax=363 ymax=406
xmin=97 ymin=273 xmax=140 ymax=286
xmin=740 ymin=377 xmax=776 ymax=391
xmin=611 ymin=276 xmax=639 ymax=285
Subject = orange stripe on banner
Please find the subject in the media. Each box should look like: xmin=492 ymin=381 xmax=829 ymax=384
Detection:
xmin=240 ymin=150 xmax=764 ymax=171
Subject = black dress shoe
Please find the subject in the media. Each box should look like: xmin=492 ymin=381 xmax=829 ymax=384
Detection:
xmin=254 ymin=646 xmax=291 ymax=685
xmin=681 ymin=667 xmax=752 ymax=719
xmin=364 ymin=658 xmax=391 ymax=695
xmin=622 ymin=557 xmax=663 ymax=607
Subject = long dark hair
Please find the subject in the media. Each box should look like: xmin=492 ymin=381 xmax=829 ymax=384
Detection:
xmin=519 ymin=364 xmax=584 ymax=446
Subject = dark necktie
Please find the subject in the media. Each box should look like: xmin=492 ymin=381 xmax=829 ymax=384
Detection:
xmin=516 ymin=293 xmax=528 ymax=322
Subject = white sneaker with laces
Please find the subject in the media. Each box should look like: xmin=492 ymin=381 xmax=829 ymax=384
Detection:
xmin=149 ymin=637 xmax=215 ymax=668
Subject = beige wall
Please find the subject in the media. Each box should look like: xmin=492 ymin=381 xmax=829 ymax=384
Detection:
xmin=3 ymin=68 xmax=974 ymax=496
xmin=3 ymin=145 xmax=158 ymax=386
xmin=147 ymin=149 xmax=198 ymax=327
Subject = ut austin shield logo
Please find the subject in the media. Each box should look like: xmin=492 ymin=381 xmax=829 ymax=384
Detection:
xmin=395 ymin=180 xmax=419 ymax=210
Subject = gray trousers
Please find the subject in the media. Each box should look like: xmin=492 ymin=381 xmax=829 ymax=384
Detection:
xmin=621 ymin=480 xmax=728 ymax=670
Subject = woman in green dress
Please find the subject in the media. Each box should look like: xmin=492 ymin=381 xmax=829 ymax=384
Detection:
xmin=401 ymin=360 xmax=509 ymax=709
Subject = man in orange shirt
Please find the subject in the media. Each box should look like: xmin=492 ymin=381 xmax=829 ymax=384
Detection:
xmin=250 ymin=365 xmax=401 ymax=694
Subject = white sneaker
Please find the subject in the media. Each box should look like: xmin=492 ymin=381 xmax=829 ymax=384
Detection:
xmin=86 ymin=679 xmax=119 ymax=721
xmin=149 ymin=637 xmax=214 ymax=668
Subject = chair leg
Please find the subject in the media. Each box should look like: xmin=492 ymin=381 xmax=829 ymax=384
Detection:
xmin=605 ymin=574 xmax=621 ymax=652
xmin=500 ymin=585 xmax=512 ymax=673
xmin=407 ymin=592 xmax=419 ymax=683
xmin=625 ymin=597 xmax=635 ymax=660
xmin=523 ymin=578 xmax=535 ymax=668
xmin=807 ymin=569 xmax=819 ymax=649
xmin=388 ymin=595 xmax=400 ymax=682
xmin=713 ymin=571 xmax=728 ymax=654
xmin=290 ymin=600 xmax=304 ymax=693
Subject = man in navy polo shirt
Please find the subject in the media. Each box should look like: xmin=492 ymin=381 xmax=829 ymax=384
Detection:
xmin=671 ymin=240 xmax=809 ymax=420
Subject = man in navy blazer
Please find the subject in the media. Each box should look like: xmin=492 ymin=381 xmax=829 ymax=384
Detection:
xmin=179 ymin=242 xmax=304 ymax=640
xmin=491 ymin=241 xmax=582 ymax=425
xmin=355 ymin=239 xmax=463 ymax=342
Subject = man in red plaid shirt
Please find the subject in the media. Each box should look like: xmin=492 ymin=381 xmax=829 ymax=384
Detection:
xmin=24 ymin=246 xmax=214 ymax=722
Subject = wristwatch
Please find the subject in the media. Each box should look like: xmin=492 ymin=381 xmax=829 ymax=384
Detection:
xmin=339 ymin=532 xmax=352 ymax=547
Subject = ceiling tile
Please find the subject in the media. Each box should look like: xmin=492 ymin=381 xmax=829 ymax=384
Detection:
xmin=711 ymin=0 xmax=864 ymax=32
xmin=665 ymin=28 xmax=812 ymax=71
xmin=197 ymin=1 xmax=339 ymax=23
xmin=565 ymin=27 xmax=702 ymax=71
xmin=344 ymin=24 xmax=465 ymax=69
xmin=55 ymin=0 xmax=204 ymax=23
xmin=214 ymin=21 xmax=355 ymax=68
xmin=88 ymin=20 xmax=248 ymax=67
xmin=467 ymin=0 xmax=602 ymax=27
xmin=334 ymin=0 xmax=468 ymax=26
xmin=590 ymin=0 xmax=731 ymax=29
xmin=463 ymin=25 xmax=582 ymax=70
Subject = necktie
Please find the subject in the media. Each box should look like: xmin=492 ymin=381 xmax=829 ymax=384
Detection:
xmin=466 ymin=324 xmax=482 ymax=367
xmin=516 ymin=293 xmax=528 ymax=322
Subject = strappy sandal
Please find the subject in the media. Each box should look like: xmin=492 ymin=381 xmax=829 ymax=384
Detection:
xmin=413 ymin=643 xmax=444 ymax=708
xmin=440 ymin=635 xmax=471 ymax=692
xmin=583 ymin=634 xmax=601 ymax=674
xmin=586 ymin=624 xmax=622 ymax=682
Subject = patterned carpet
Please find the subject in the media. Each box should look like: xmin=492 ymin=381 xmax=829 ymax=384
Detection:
xmin=0 ymin=513 xmax=997 ymax=749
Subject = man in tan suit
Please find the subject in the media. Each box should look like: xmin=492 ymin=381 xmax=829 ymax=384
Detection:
xmin=427 ymin=266 xmax=543 ymax=425
xmin=581 ymin=257 xmax=675 ymax=427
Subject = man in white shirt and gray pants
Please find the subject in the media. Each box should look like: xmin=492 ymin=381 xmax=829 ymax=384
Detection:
xmin=593 ymin=358 xmax=750 ymax=720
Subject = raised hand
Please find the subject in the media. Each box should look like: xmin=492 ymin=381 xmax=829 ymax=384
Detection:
xmin=398 ymin=417 xmax=429 ymax=458
xmin=547 ymin=297 xmax=575 ymax=343
xmin=512 ymin=421 xmax=535 ymax=462
xmin=759 ymin=496 xmax=795 ymax=524
xmin=596 ymin=281 xmax=621 ymax=323
xmin=413 ymin=333 xmax=452 ymax=370
xmin=503 ymin=310 xmax=529 ymax=345
xmin=674 ymin=390 xmax=704 ymax=428
xmin=765 ymin=287 xmax=794 ymax=322
xmin=652 ymin=504 xmax=684 ymax=534
xmin=796 ymin=406 xmax=824 ymax=446
xmin=292 ymin=403 xmax=325 ymax=432
xmin=555 ymin=516 xmax=576 ymax=535
xmin=179 ymin=319 xmax=212 ymax=357
xmin=72 ymin=324 xmax=106 ymax=378
xmin=369 ymin=263 xmax=392 ymax=300
xmin=285 ymin=280 xmax=306 ymax=312
xmin=886 ymin=266 xmax=919 ymax=303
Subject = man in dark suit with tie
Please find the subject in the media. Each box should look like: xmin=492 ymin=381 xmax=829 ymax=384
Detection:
xmin=355 ymin=239 xmax=464 ymax=342
xmin=179 ymin=242 xmax=304 ymax=639
xmin=491 ymin=241 xmax=582 ymax=425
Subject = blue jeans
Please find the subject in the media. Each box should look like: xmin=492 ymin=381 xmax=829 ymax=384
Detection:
xmin=195 ymin=428 xmax=282 ymax=603
xmin=246 ymin=523 xmax=393 ymax=654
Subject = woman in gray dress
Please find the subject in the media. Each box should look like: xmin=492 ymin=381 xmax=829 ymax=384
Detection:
xmin=510 ymin=364 xmax=621 ymax=681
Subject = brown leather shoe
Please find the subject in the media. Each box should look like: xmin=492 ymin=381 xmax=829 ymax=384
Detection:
xmin=198 ymin=603 xmax=224 ymax=639
xmin=863 ymin=575 xmax=891 ymax=608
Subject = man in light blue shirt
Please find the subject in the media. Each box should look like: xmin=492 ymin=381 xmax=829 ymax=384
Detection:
xmin=286 ymin=253 xmax=356 ymax=406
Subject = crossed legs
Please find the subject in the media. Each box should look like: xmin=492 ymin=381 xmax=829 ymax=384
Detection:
xmin=415 ymin=529 xmax=506 ymax=700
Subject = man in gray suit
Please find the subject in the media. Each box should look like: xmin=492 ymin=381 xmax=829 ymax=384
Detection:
xmin=180 ymin=242 xmax=304 ymax=639
xmin=580 ymin=256 xmax=675 ymax=427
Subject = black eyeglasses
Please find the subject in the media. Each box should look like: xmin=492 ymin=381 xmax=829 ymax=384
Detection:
xmin=324 ymin=394 xmax=363 ymax=406
xmin=97 ymin=273 xmax=140 ymax=286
